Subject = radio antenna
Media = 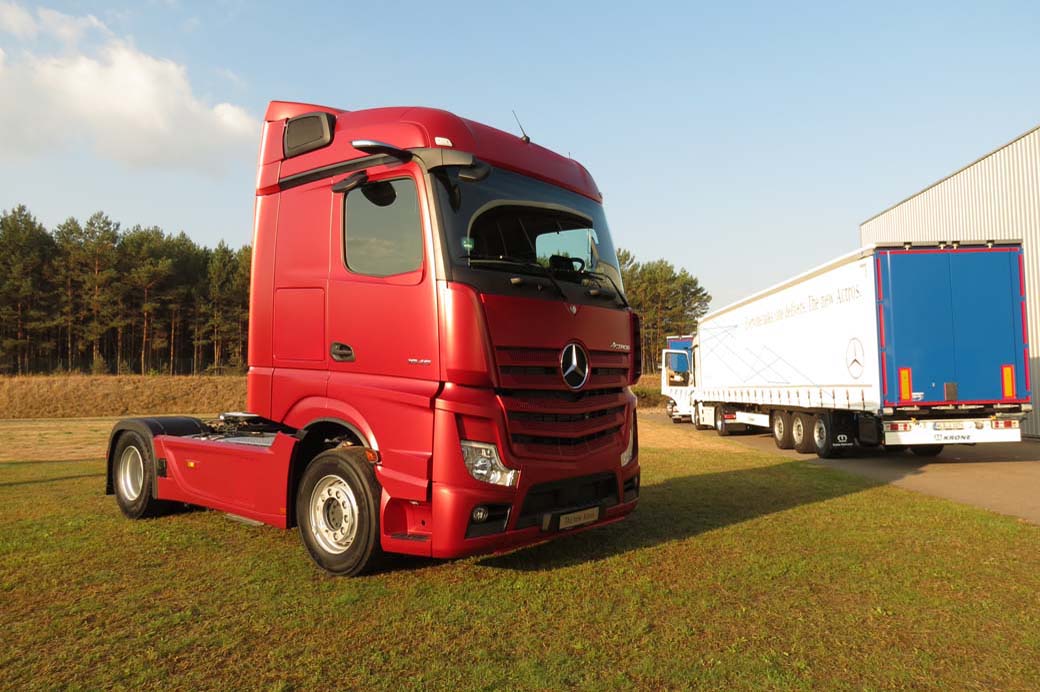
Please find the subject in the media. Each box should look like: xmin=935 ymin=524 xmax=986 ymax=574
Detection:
xmin=512 ymin=110 xmax=531 ymax=143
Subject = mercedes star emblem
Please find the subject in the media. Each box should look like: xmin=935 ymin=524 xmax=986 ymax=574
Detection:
xmin=846 ymin=338 xmax=864 ymax=379
xmin=560 ymin=343 xmax=590 ymax=390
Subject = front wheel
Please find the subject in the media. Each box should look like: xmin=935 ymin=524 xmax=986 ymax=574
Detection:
xmin=714 ymin=407 xmax=730 ymax=437
xmin=296 ymin=447 xmax=384 ymax=576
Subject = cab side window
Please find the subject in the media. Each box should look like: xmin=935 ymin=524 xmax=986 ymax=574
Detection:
xmin=344 ymin=178 xmax=423 ymax=277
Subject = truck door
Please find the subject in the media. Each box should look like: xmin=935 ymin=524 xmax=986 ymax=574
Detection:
xmin=878 ymin=247 xmax=1029 ymax=406
xmin=661 ymin=349 xmax=692 ymax=417
xmin=325 ymin=164 xmax=440 ymax=501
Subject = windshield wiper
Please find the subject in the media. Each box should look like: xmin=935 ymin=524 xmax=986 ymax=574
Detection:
xmin=581 ymin=270 xmax=629 ymax=307
xmin=464 ymin=255 xmax=568 ymax=300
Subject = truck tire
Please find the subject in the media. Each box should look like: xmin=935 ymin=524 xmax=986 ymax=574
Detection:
xmin=792 ymin=413 xmax=815 ymax=454
xmin=812 ymin=414 xmax=839 ymax=459
xmin=910 ymin=445 xmax=944 ymax=457
xmin=296 ymin=447 xmax=384 ymax=576
xmin=771 ymin=411 xmax=794 ymax=449
xmin=112 ymin=430 xmax=167 ymax=519
xmin=714 ymin=407 xmax=730 ymax=436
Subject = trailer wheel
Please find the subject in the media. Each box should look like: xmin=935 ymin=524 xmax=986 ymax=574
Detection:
xmin=112 ymin=431 xmax=165 ymax=519
xmin=812 ymin=414 xmax=839 ymax=459
xmin=714 ymin=407 xmax=730 ymax=436
xmin=296 ymin=447 xmax=383 ymax=576
xmin=792 ymin=413 xmax=815 ymax=454
xmin=910 ymin=445 xmax=944 ymax=457
xmin=771 ymin=412 xmax=794 ymax=449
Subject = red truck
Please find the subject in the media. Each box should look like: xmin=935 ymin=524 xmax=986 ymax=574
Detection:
xmin=106 ymin=101 xmax=641 ymax=575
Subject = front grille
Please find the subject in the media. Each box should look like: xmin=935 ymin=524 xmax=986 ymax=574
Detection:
xmin=495 ymin=347 xmax=630 ymax=390
xmin=495 ymin=346 xmax=632 ymax=458
xmin=515 ymin=472 xmax=619 ymax=529
xmin=509 ymin=404 xmax=626 ymax=425
xmin=512 ymin=425 xmax=621 ymax=447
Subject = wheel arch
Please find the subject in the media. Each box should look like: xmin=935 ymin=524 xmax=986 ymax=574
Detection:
xmin=105 ymin=417 xmax=207 ymax=497
xmin=285 ymin=416 xmax=371 ymax=529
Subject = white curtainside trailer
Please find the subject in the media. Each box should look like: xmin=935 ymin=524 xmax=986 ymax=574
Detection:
xmin=662 ymin=243 xmax=1030 ymax=458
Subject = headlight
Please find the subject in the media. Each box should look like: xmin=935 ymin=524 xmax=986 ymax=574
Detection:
xmin=621 ymin=425 xmax=635 ymax=466
xmin=460 ymin=440 xmax=518 ymax=487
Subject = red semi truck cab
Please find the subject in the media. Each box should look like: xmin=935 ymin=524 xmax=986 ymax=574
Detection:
xmin=105 ymin=101 xmax=641 ymax=575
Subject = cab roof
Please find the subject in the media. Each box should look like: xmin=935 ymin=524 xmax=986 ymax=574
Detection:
xmin=263 ymin=101 xmax=601 ymax=202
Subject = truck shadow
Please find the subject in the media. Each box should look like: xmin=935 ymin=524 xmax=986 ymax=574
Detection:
xmin=477 ymin=459 xmax=894 ymax=572
xmin=736 ymin=430 xmax=1040 ymax=466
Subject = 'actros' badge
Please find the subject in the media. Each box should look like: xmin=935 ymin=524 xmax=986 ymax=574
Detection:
xmin=560 ymin=343 xmax=590 ymax=390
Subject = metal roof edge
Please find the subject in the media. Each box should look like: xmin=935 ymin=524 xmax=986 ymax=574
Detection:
xmin=860 ymin=121 xmax=1040 ymax=228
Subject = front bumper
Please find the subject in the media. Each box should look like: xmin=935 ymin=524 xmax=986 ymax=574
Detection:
xmin=409 ymin=382 xmax=640 ymax=559
xmin=429 ymin=466 xmax=640 ymax=559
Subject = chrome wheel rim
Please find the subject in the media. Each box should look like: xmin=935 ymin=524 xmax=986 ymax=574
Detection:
xmin=309 ymin=475 xmax=359 ymax=555
xmin=792 ymin=417 xmax=803 ymax=444
xmin=774 ymin=416 xmax=785 ymax=440
xmin=813 ymin=419 xmax=827 ymax=448
xmin=118 ymin=445 xmax=144 ymax=501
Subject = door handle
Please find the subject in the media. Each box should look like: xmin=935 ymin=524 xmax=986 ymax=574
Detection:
xmin=330 ymin=342 xmax=355 ymax=362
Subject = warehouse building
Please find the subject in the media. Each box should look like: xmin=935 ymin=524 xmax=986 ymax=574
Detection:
xmin=860 ymin=123 xmax=1040 ymax=434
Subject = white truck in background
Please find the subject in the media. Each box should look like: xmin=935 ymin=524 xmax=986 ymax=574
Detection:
xmin=662 ymin=243 xmax=1031 ymax=458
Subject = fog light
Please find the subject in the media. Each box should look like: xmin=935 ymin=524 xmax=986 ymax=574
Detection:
xmin=471 ymin=506 xmax=489 ymax=523
xmin=460 ymin=440 xmax=518 ymax=487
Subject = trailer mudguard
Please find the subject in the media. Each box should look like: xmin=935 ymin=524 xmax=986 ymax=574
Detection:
xmin=105 ymin=417 xmax=208 ymax=497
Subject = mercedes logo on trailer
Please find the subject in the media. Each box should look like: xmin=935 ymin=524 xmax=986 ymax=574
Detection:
xmin=846 ymin=338 xmax=865 ymax=379
xmin=560 ymin=343 xmax=590 ymax=390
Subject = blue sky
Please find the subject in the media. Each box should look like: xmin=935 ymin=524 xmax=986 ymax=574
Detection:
xmin=1 ymin=1 xmax=1038 ymax=308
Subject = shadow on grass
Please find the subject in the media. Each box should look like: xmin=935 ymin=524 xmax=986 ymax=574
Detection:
xmin=0 ymin=472 xmax=106 ymax=487
xmin=478 ymin=459 xmax=896 ymax=572
xmin=0 ymin=458 xmax=100 ymax=466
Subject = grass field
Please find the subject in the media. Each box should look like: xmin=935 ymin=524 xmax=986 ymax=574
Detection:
xmin=2 ymin=413 xmax=1039 ymax=689
xmin=0 ymin=375 xmax=662 ymax=418
xmin=0 ymin=375 xmax=245 ymax=419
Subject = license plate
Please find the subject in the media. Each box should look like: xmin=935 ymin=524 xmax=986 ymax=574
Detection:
xmin=558 ymin=507 xmax=599 ymax=530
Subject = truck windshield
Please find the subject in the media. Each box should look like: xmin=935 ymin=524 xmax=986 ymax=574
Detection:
xmin=432 ymin=166 xmax=625 ymax=298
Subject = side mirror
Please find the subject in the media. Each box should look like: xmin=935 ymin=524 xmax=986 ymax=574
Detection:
xmin=458 ymin=161 xmax=491 ymax=182
xmin=332 ymin=171 xmax=368 ymax=193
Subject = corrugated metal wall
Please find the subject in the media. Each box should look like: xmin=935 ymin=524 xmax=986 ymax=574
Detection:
xmin=860 ymin=124 xmax=1040 ymax=435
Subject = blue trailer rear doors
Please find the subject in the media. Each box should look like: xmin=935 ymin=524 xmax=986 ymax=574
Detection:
xmin=877 ymin=246 xmax=1029 ymax=406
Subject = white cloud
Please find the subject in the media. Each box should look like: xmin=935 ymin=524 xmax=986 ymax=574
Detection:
xmin=0 ymin=1 xmax=36 ymax=38
xmin=215 ymin=66 xmax=245 ymax=88
xmin=37 ymin=7 xmax=110 ymax=45
xmin=0 ymin=2 xmax=257 ymax=174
